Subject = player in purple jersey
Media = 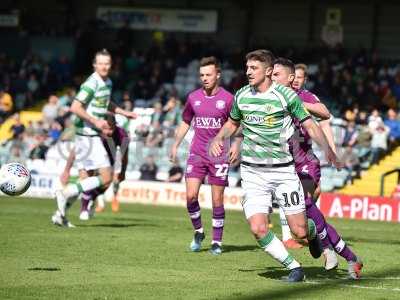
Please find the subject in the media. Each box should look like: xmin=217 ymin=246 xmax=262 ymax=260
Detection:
xmin=58 ymin=115 xmax=129 ymax=222
xmin=272 ymin=59 xmax=363 ymax=279
xmin=169 ymin=56 xmax=240 ymax=255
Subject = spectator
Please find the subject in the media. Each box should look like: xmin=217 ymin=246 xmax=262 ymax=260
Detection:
xmin=27 ymin=74 xmax=40 ymax=97
xmin=342 ymin=121 xmax=358 ymax=147
xmin=162 ymin=96 xmax=181 ymax=136
xmin=8 ymin=144 xmax=27 ymax=164
xmin=355 ymin=120 xmax=372 ymax=156
xmin=384 ymin=108 xmax=400 ymax=147
xmin=58 ymin=88 xmax=76 ymax=108
xmin=145 ymin=122 xmax=164 ymax=147
xmin=166 ymin=161 xmax=183 ymax=183
xmin=152 ymin=102 xmax=163 ymax=125
xmin=42 ymin=94 xmax=60 ymax=124
xmin=48 ymin=121 xmax=63 ymax=144
xmin=10 ymin=113 xmax=25 ymax=140
xmin=0 ymin=87 xmax=13 ymax=122
xmin=29 ymin=130 xmax=49 ymax=160
xmin=341 ymin=146 xmax=361 ymax=184
xmin=139 ymin=155 xmax=158 ymax=181
xmin=368 ymin=109 xmax=383 ymax=130
xmin=370 ymin=121 xmax=390 ymax=164
xmin=134 ymin=123 xmax=150 ymax=142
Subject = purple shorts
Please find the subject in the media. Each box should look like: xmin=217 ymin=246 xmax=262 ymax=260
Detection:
xmin=102 ymin=127 xmax=129 ymax=166
xmin=185 ymin=154 xmax=229 ymax=186
xmin=295 ymin=158 xmax=321 ymax=186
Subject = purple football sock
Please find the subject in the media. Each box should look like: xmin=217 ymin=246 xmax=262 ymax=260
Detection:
xmin=81 ymin=189 xmax=100 ymax=212
xmin=305 ymin=196 xmax=330 ymax=248
xmin=212 ymin=205 xmax=225 ymax=244
xmin=326 ymin=223 xmax=357 ymax=262
xmin=187 ymin=200 xmax=202 ymax=231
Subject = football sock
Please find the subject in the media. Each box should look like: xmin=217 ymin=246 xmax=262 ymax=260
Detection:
xmin=212 ymin=205 xmax=225 ymax=245
xmin=305 ymin=199 xmax=331 ymax=248
xmin=307 ymin=218 xmax=317 ymax=240
xmin=326 ymin=223 xmax=357 ymax=262
xmin=279 ymin=206 xmax=293 ymax=241
xmin=63 ymin=176 xmax=103 ymax=198
xmin=257 ymin=231 xmax=301 ymax=270
xmin=187 ymin=200 xmax=203 ymax=232
xmin=81 ymin=189 xmax=100 ymax=212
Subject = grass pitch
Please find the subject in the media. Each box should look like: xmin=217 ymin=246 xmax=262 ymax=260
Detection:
xmin=0 ymin=197 xmax=399 ymax=299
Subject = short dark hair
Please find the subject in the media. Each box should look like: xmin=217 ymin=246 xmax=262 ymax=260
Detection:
xmin=199 ymin=56 xmax=221 ymax=72
xmin=93 ymin=49 xmax=112 ymax=64
xmin=274 ymin=57 xmax=295 ymax=74
xmin=245 ymin=49 xmax=275 ymax=67
xmin=295 ymin=63 xmax=308 ymax=77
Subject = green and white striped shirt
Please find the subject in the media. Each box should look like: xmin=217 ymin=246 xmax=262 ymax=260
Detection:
xmin=74 ymin=72 xmax=112 ymax=136
xmin=230 ymin=82 xmax=310 ymax=165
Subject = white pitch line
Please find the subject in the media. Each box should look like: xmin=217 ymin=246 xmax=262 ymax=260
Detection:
xmin=363 ymin=277 xmax=400 ymax=280
xmin=305 ymin=280 xmax=400 ymax=292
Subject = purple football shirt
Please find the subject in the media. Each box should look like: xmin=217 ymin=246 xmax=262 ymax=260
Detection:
xmin=182 ymin=87 xmax=234 ymax=159
xmin=289 ymin=89 xmax=321 ymax=181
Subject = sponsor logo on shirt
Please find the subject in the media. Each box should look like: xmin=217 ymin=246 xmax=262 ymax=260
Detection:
xmin=243 ymin=114 xmax=276 ymax=127
xmin=244 ymin=115 xmax=265 ymax=124
xmin=216 ymin=100 xmax=225 ymax=109
xmin=186 ymin=164 xmax=193 ymax=173
xmin=194 ymin=100 xmax=201 ymax=106
xmin=195 ymin=117 xmax=222 ymax=129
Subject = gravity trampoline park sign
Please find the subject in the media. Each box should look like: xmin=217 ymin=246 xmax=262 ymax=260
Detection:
xmin=97 ymin=6 xmax=218 ymax=33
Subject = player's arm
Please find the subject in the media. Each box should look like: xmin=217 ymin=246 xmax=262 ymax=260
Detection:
xmin=169 ymin=97 xmax=194 ymax=162
xmin=60 ymin=149 xmax=75 ymax=185
xmin=210 ymin=118 xmax=240 ymax=157
xmin=303 ymin=102 xmax=330 ymax=120
xmin=211 ymin=93 xmax=242 ymax=157
xmin=169 ymin=121 xmax=190 ymax=162
xmin=319 ymin=118 xmax=337 ymax=154
xmin=109 ymin=101 xmax=137 ymax=119
xmin=302 ymin=119 xmax=342 ymax=168
xmin=70 ymin=100 xmax=112 ymax=136
xmin=288 ymin=94 xmax=341 ymax=169
xmin=229 ymin=126 xmax=243 ymax=164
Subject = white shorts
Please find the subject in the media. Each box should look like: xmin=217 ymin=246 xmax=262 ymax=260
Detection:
xmin=240 ymin=163 xmax=305 ymax=219
xmin=75 ymin=135 xmax=111 ymax=171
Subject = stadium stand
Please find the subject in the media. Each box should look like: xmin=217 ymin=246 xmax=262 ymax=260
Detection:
xmin=1 ymin=38 xmax=400 ymax=193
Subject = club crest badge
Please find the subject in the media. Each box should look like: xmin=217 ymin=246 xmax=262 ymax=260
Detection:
xmin=216 ymin=100 xmax=225 ymax=109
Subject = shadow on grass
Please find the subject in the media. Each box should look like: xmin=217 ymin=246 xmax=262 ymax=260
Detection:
xmin=258 ymin=266 xmax=347 ymax=281
xmin=27 ymin=267 xmax=61 ymax=271
xmin=226 ymin=266 xmax=400 ymax=300
xmin=108 ymin=217 xmax=149 ymax=223
xmin=222 ymin=244 xmax=259 ymax=253
xmin=78 ymin=223 xmax=159 ymax=228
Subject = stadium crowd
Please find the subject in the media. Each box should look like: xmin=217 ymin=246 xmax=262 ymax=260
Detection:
xmin=1 ymin=37 xmax=400 ymax=188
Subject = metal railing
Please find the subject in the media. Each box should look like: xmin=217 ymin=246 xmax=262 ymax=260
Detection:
xmin=380 ymin=168 xmax=400 ymax=196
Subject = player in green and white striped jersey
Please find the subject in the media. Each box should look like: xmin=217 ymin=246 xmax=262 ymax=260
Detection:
xmin=210 ymin=49 xmax=341 ymax=282
xmin=52 ymin=49 xmax=136 ymax=227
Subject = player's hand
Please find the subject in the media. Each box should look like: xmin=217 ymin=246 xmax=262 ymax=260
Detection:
xmin=60 ymin=170 xmax=70 ymax=186
xmin=209 ymin=138 xmax=224 ymax=157
xmin=95 ymin=119 xmax=113 ymax=136
xmin=169 ymin=145 xmax=178 ymax=163
xmin=325 ymin=150 xmax=344 ymax=171
xmin=229 ymin=143 xmax=240 ymax=164
xmin=124 ymin=111 xmax=138 ymax=119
